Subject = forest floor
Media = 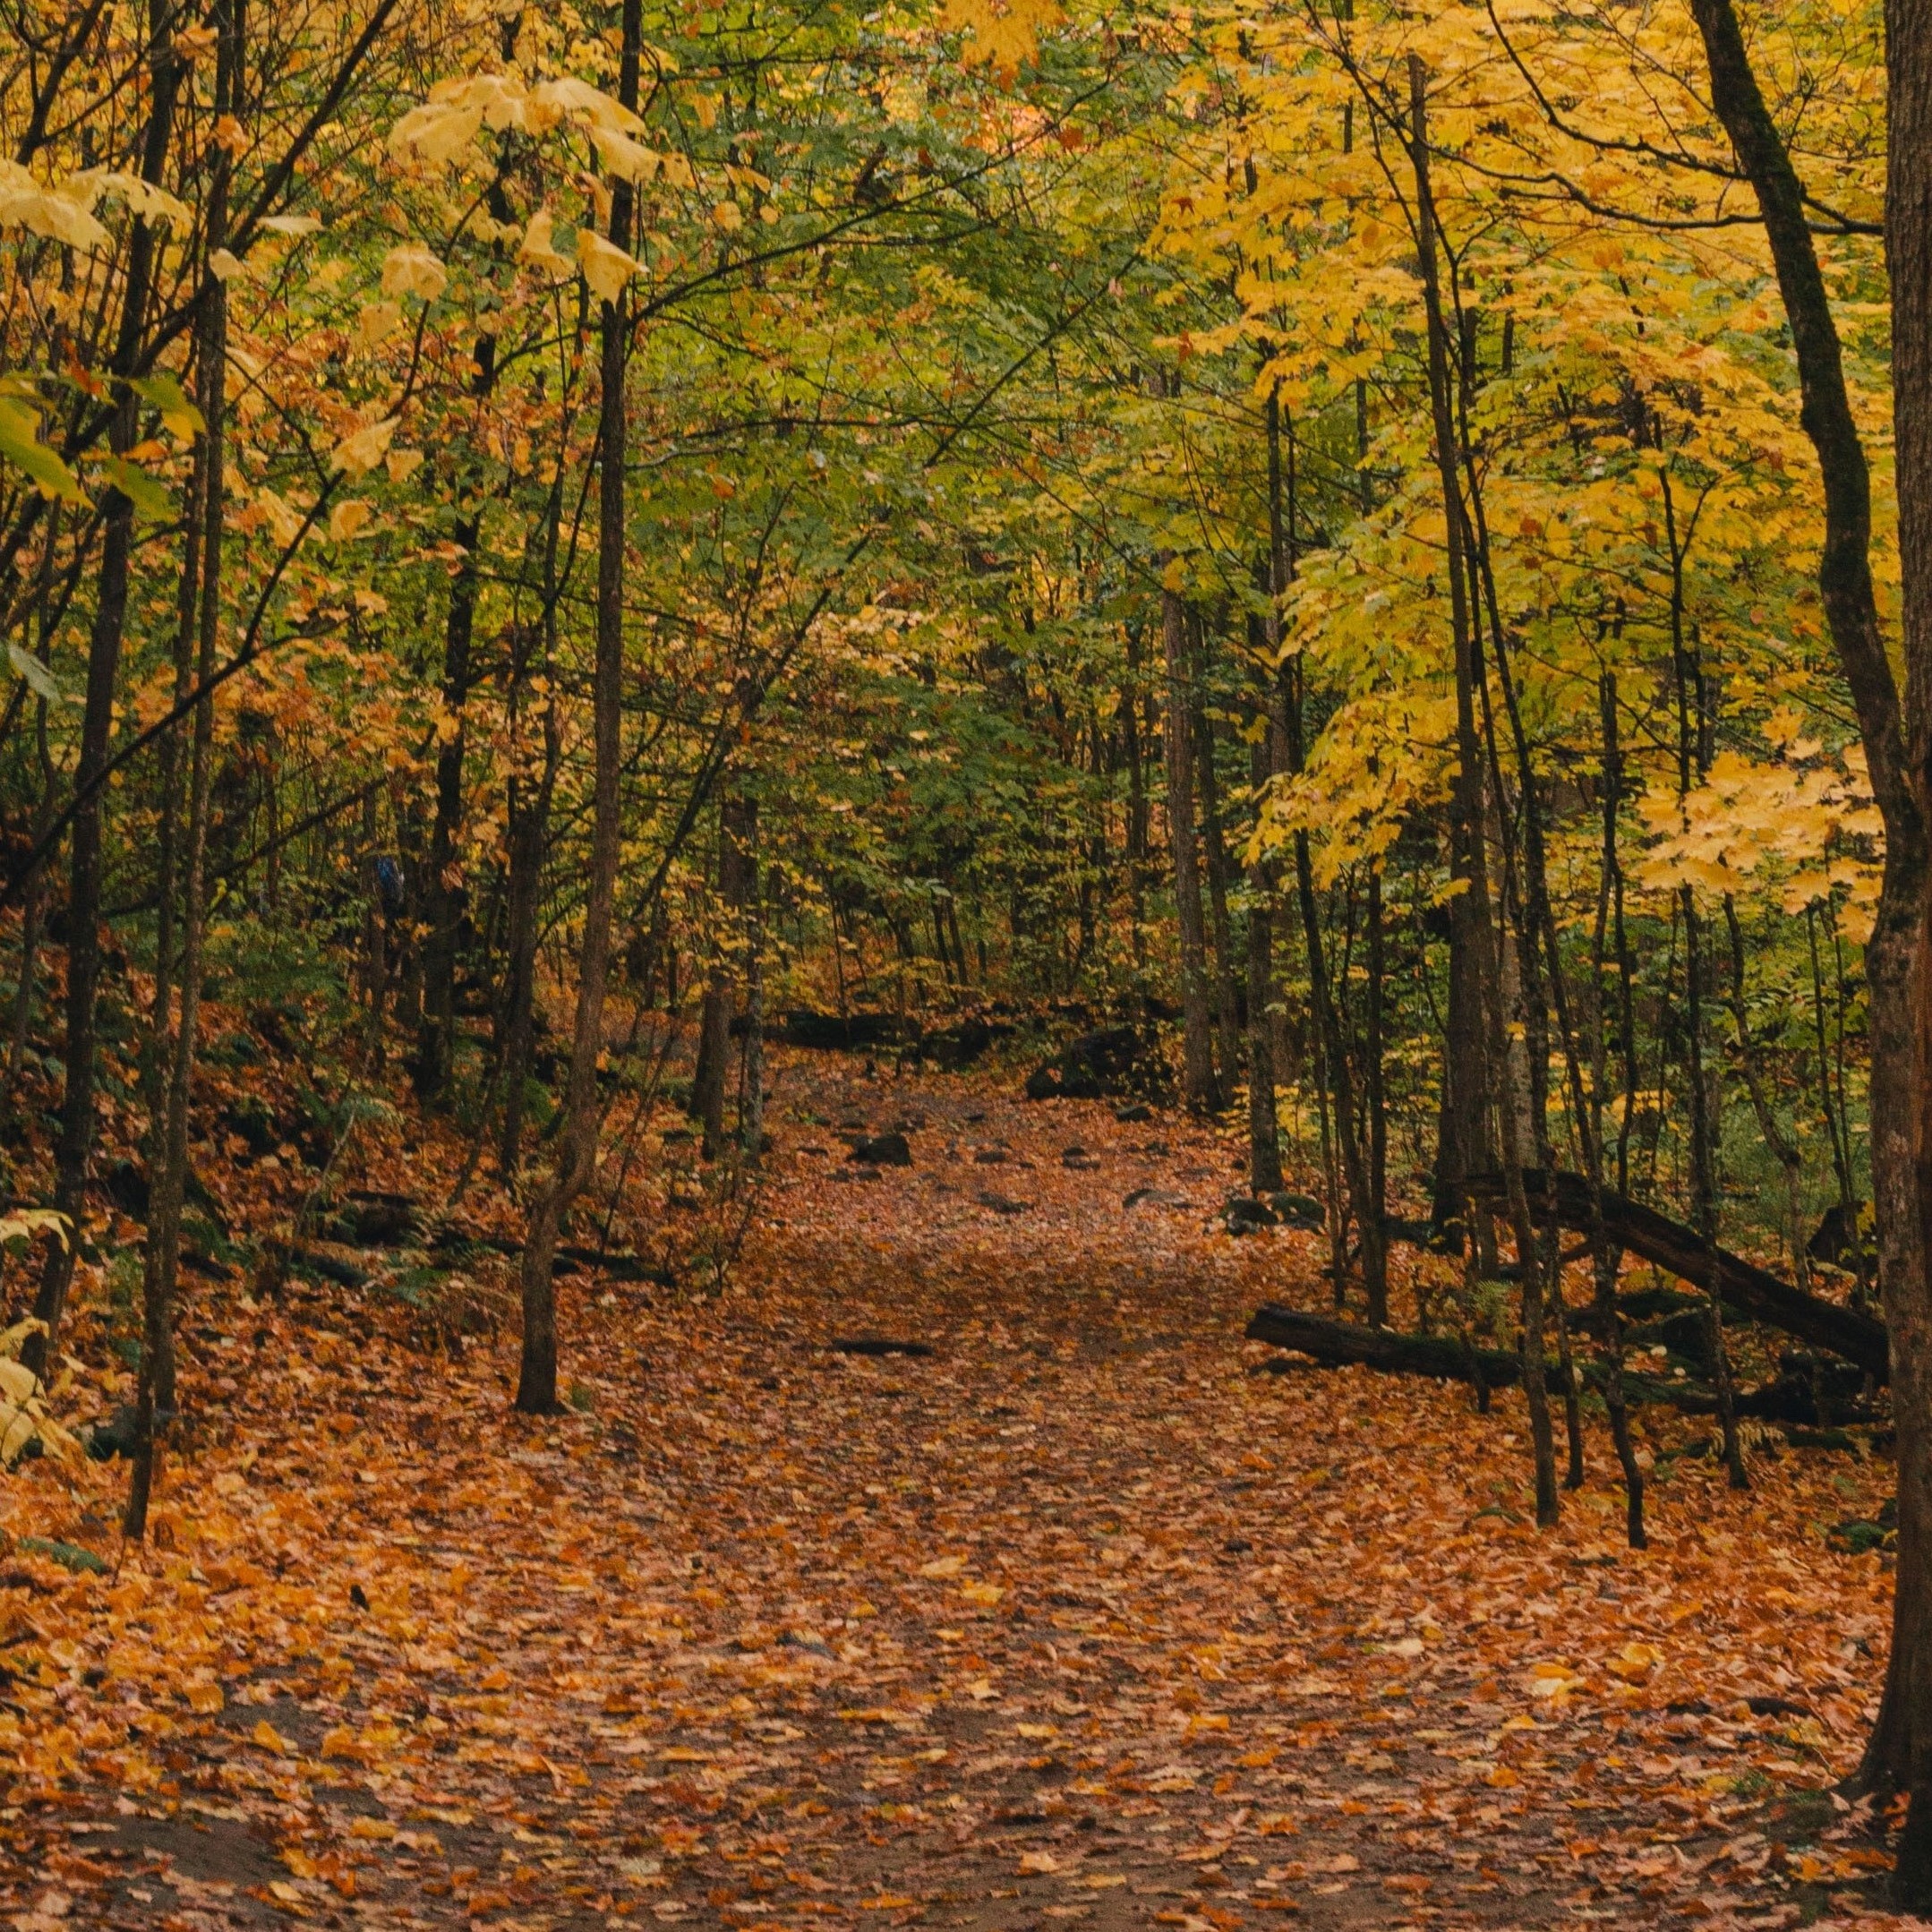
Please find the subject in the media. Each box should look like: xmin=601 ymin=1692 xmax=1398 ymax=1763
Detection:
xmin=0 ymin=1047 xmax=1918 ymax=1929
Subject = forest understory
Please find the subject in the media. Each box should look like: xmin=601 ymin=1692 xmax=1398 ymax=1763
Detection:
xmin=0 ymin=1044 xmax=1911 ymax=1932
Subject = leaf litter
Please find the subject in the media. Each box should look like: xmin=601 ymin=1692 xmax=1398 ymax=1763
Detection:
xmin=0 ymin=1053 xmax=1918 ymax=1930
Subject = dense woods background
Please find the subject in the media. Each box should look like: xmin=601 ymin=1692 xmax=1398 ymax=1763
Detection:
xmin=15 ymin=0 xmax=1932 ymax=1902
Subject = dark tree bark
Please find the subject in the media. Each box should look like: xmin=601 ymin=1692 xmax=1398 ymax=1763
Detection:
xmin=28 ymin=9 xmax=183 ymax=1381
xmin=1246 ymin=722 xmax=1282 ymax=1196
xmin=515 ymin=0 xmax=640 ymax=1415
xmin=418 ymin=512 xmax=482 ymax=1105
xmin=1123 ymin=625 xmax=1150 ymax=961
xmin=1408 ymin=53 xmax=1555 ymax=1525
xmin=1190 ymin=634 xmax=1243 ymax=1090
xmin=1684 ymin=0 xmax=1932 ymax=1869
xmin=125 ymin=50 xmax=233 ymax=1532
xmin=690 ymin=796 xmax=754 ymax=1160
xmin=1162 ymin=586 xmax=1219 ymax=1111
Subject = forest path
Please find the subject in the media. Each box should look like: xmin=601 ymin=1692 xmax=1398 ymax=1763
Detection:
xmin=7 ymin=1056 xmax=1906 ymax=1929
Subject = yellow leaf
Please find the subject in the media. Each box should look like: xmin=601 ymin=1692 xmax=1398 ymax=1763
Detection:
xmin=380 ymin=243 xmax=447 ymax=303
xmin=578 ymin=230 xmax=640 ymax=303
xmin=355 ymin=300 xmax=403 ymax=349
xmin=252 ymin=1719 xmax=294 ymax=1756
xmin=186 ymin=1680 xmax=225 ymax=1713
xmin=330 ymin=418 xmax=398 ymax=476
xmin=589 ymin=124 xmax=661 ymax=184
xmin=0 ymin=161 xmax=109 ymax=249
xmin=919 ymin=1555 xmax=966 ymax=1578
xmin=328 ymin=500 xmax=373 ymax=543
xmin=518 ymin=209 xmax=577 ymax=282
xmin=1018 ymin=1851 xmax=1059 ymax=1875
xmin=388 ymin=99 xmax=483 ymax=165
xmin=960 ymin=1579 xmax=1004 ymax=1606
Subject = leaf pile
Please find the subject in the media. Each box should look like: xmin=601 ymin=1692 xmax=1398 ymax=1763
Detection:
xmin=0 ymin=1056 xmax=1916 ymax=1929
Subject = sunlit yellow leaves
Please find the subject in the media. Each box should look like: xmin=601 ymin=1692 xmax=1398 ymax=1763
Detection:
xmin=1635 ymin=747 xmax=1882 ymax=935
xmin=355 ymin=300 xmax=403 ymax=349
xmin=81 ymin=169 xmax=192 ymax=230
xmin=0 ymin=394 xmax=84 ymax=503
xmin=935 ymin=0 xmax=1063 ymax=82
xmin=253 ymin=486 xmax=307 ymax=548
xmin=0 ymin=161 xmax=108 ymax=249
xmin=518 ymin=210 xmax=577 ymax=281
xmin=251 ymin=1718 xmax=295 ymax=1756
xmin=328 ymin=500 xmax=374 ymax=543
xmin=330 ymin=417 xmax=398 ymax=476
xmin=589 ymin=123 xmax=662 ymax=185
xmin=1608 ymin=1642 xmax=1663 ymax=1681
xmin=380 ymin=243 xmax=447 ymax=303
xmin=577 ymin=230 xmax=641 ymax=304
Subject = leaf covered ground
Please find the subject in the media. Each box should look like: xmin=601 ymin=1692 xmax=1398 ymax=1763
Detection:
xmin=0 ymin=1052 xmax=1916 ymax=1930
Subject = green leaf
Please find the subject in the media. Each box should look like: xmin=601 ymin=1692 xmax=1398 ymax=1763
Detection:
xmin=6 ymin=644 xmax=64 ymax=705
xmin=18 ymin=1535 xmax=107 ymax=1574
xmin=126 ymin=372 xmax=205 ymax=440
xmin=0 ymin=398 xmax=84 ymax=503
xmin=98 ymin=455 xmax=173 ymax=523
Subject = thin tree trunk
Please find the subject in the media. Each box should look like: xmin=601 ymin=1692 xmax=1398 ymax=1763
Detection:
xmin=28 ymin=13 xmax=182 ymax=1381
xmin=1365 ymin=866 xmax=1387 ymax=1252
xmin=1162 ymin=586 xmax=1218 ymax=1110
xmin=418 ymin=514 xmax=481 ymax=1105
xmin=515 ymin=0 xmax=640 ymax=1415
xmin=1190 ymin=632 xmax=1242 ymax=1090
xmin=1408 ymin=53 xmax=1556 ymax=1525
xmin=1123 ymin=628 xmax=1150 ymax=965
xmin=1246 ymin=718 xmax=1282 ymax=1195
xmin=1723 ymin=896 xmax=1810 ymax=1288
xmin=739 ymin=798 xmax=765 ymax=1162
xmin=691 ymin=799 xmax=751 ymax=1160
xmin=126 ymin=4 xmax=234 ymax=1534
xmin=499 ymin=686 xmax=558 ymax=1179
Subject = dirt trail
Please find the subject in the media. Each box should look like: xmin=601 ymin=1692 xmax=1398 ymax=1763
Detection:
xmin=2 ymin=1057 xmax=1909 ymax=1929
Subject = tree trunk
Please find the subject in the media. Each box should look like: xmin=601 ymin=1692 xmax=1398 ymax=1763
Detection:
xmin=1190 ymin=634 xmax=1242 ymax=1090
xmin=1685 ymin=0 xmax=1932 ymax=1867
xmin=515 ymin=0 xmax=640 ymax=1415
xmin=125 ymin=74 xmax=231 ymax=1531
xmin=1408 ymin=53 xmax=1556 ymax=1526
xmin=738 ymin=797 xmax=765 ymax=1161
xmin=417 ymin=514 xmax=481 ymax=1105
xmin=28 ymin=14 xmax=182 ymax=1381
xmin=1161 ymin=586 xmax=1218 ymax=1110
xmin=691 ymin=797 xmax=753 ymax=1160
xmin=1246 ymin=722 xmax=1282 ymax=1195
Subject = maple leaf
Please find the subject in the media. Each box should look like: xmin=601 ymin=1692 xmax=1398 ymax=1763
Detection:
xmin=935 ymin=0 xmax=1063 ymax=82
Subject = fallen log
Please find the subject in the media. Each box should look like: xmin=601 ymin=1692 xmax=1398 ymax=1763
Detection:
xmin=1245 ymin=1304 xmax=1881 ymax=1425
xmin=1465 ymin=1169 xmax=1888 ymax=1381
xmin=1246 ymin=1304 xmax=1520 ymax=1387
